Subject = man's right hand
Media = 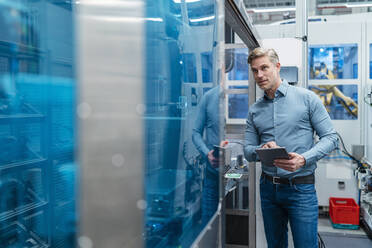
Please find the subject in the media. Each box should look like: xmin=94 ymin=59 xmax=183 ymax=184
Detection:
xmin=208 ymin=141 xmax=228 ymax=168
xmin=207 ymin=150 xmax=219 ymax=168
xmin=261 ymin=141 xmax=278 ymax=149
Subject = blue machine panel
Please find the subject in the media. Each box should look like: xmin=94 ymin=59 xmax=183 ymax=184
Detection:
xmin=0 ymin=1 xmax=76 ymax=247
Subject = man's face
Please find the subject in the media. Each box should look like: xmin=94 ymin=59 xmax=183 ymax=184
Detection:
xmin=250 ymin=55 xmax=281 ymax=92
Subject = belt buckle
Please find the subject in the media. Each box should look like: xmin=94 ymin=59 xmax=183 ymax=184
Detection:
xmin=272 ymin=176 xmax=280 ymax=184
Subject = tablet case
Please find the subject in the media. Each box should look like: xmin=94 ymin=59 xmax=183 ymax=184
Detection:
xmin=255 ymin=147 xmax=289 ymax=166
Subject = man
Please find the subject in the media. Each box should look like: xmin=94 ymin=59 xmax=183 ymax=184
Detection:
xmin=192 ymin=86 xmax=226 ymax=223
xmin=244 ymin=47 xmax=338 ymax=248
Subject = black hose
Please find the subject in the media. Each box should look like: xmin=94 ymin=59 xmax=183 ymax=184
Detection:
xmin=336 ymin=132 xmax=362 ymax=167
xmin=318 ymin=232 xmax=326 ymax=248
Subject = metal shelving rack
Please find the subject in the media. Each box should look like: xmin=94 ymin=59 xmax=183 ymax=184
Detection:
xmin=0 ymin=38 xmax=52 ymax=247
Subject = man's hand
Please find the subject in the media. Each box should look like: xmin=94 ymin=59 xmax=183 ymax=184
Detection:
xmin=208 ymin=149 xmax=219 ymax=168
xmin=261 ymin=141 xmax=278 ymax=149
xmin=220 ymin=140 xmax=228 ymax=147
xmin=208 ymin=140 xmax=229 ymax=168
xmin=274 ymin=152 xmax=305 ymax=172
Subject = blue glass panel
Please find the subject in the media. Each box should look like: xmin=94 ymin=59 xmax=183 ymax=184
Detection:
xmin=227 ymin=86 xmax=249 ymax=119
xmin=353 ymin=63 xmax=358 ymax=79
xmin=228 ymin=48 xmax=249 ymax=81
xmin=201 ymin=52 xmax=213 ymax=83
xmin=0 ymin=1 xmax=76 ymax=247
xmin=187 ymin=0 xmax=215 ymax=27
xmin=228 ymin=94 xmax=249 ymax=119
xmin=309 ymin=84 xmax=358 ymax=120
xmin=145 ymin=0 xmax=220 ymax=247
xmin=182 ymin=53 xmax=197 ymax=83
xmin=309 ymin=44 xmax=358 ymax=80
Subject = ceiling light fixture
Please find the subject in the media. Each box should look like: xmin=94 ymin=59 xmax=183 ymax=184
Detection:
xmin=345 ymin=3 xmax=372 ymax=8
xmin=247 ymin=7 xmax=296 ymax=13
xmin=189 ymin=15 xmax=215 ymax=22
xmin=173 ymin=0 xmax=200 ymax=3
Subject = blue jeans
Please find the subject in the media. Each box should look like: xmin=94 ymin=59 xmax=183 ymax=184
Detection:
xmin=201 ymin=166 xmax=219 ymax=224
xmin=260 ymin=176 xmax=318 ymax=248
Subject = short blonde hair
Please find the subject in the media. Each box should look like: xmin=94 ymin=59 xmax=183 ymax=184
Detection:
xmin=247 ymin=47 xmax=279 ymax=65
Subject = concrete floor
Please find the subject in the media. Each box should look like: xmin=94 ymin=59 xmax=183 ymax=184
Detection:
xmin=317 ymin=217 xmax=372 ymax=248
xmin=255 ymin=166 xmax=372 ymax=247
xmin=256 ymin=215 xmax=372 ymax=248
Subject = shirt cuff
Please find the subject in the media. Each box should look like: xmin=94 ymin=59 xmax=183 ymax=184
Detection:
xmin=301 ymin=150 xmax=316 ymax=166
xmin=202 ymin=147 xmax=210 ymax=158
xmin=244 ymin=145 xmax=261 ymax=162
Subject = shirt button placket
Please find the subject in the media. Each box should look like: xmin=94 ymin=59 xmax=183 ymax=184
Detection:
xmin=273 ymin=97 xmax=278 ymax=174
xmin=273 ymin=97 xmax=277 ymax=143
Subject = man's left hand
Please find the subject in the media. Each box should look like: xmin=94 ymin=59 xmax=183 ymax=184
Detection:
xmin=274 ymin=152 xmax=305 ymax=172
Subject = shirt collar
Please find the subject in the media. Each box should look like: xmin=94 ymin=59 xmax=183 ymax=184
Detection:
xmin=263 ymin=79 xmax=289 ymax=100
xmin=276 ymin=79 xmax=289 ymax=96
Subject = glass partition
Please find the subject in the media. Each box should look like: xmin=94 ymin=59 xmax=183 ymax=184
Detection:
xmin=309 ymin=44 xmax=358 ymax=80
xmin=227 ymin=85 xmax=249 ymax=120
xmin=0 ymin=1 xmax=76 ymax=247
xmin=225 ymin=47 xmax=249 ymax=124
xmin=309 ymin=84 xmax=358 ymax=120
xmin=227 ymin=47 xmax=249 ymax=81
xmin=145 ymin=0 xmax=222 ymax=247
xmin=182 ymin=53 xmax=197 ymax=83
xmin=202 ymin=51 xmax=213 ymax=83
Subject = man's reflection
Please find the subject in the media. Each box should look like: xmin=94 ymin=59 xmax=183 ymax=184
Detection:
xmin=192 ymin=86 xmax=222 ymax=224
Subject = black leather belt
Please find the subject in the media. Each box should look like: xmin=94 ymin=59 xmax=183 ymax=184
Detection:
xmin=261 ymin=172 xmax=314 ymax=185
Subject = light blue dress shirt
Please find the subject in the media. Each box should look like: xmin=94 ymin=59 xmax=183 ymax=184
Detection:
xmin=192 ymin=86 xmax=221 ymax=220
xmin=244 ymin=80 xmax=338 ymax=178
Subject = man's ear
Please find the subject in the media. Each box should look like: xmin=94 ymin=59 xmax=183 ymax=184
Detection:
xmin=276 ymin=62 xmax=281 ymax=71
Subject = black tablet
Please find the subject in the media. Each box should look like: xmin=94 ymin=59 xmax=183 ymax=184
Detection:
xmin=213 ymin=145 xmax=222 ymax=158
xmin=255 ymin=147 xmax=289 ymax=166
xmin=213 ymin=145 xmax=225 ymax=158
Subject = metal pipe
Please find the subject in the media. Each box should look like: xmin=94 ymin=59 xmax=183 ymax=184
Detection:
xmin=296 ymin=0 xmax=308 ymax=88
